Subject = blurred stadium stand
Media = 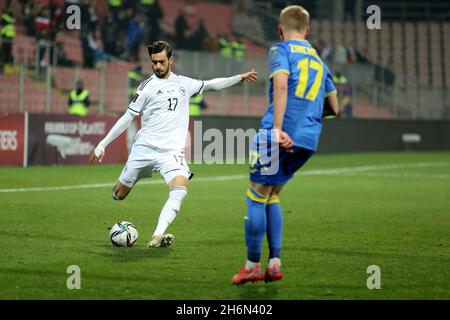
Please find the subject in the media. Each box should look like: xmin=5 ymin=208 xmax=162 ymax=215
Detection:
xmin=0 ymin=0 xmax=449 ymax=119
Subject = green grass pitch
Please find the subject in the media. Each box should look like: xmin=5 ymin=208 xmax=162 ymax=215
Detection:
xmin=0 ymin=152 xmax=449 ymax=299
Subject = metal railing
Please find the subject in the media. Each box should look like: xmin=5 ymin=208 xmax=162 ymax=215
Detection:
xmin=341 ymin=62 xmax=450 ymax=119
xmin=2 ymin=40 xmax=449 ymax=119
xmin=0 ymin=39 xmax=129 ymax=115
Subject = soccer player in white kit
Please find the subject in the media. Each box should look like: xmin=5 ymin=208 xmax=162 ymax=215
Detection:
xmin=89 ymin=41 xmax=258 ymax=248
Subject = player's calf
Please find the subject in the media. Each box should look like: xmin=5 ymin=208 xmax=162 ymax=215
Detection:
xmin=112 ymin=182 xmax=131 ymax=200
xmin=151 ymin=185 xmax=188 ymax=241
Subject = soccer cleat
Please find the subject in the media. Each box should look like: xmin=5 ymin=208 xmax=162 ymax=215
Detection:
xmin=264 ymin=262 xmax=284 ymax=282
xmin=148 ymin=234 xmax=174 ymax=248
xmin=232 ymin=263 xmax=264 ymax=285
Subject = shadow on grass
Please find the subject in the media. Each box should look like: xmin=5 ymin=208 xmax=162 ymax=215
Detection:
xmin=79 ymin=244 xmax=174 ymax=262
xmin=300 ymin=246 xmax=450 ymax=263
xmin=0 ymin=266 xmax=169 ymax=283
xmin=4 ymin=231 xmax=174 ymax=261
xmin=234 ymin=284 xmax=280 ymax=300
xmin=3 ymin=230 xmax=99 ymax=243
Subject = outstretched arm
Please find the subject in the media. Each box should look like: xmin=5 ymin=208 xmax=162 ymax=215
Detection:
xmin=203 ymin=69 xmax=258 ymax=91
xmin=322 ymin=93 xmax=340 ymax=117
xmin=89 ymin=110 xmax=136 ymax=165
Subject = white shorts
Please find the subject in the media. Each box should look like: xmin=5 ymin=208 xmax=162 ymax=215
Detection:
xmin=118 ymin=144 xmax=191 ymax=188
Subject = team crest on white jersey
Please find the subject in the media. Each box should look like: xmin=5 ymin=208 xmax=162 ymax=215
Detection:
xmin=179 ymin=87 xmax=186 ymax=96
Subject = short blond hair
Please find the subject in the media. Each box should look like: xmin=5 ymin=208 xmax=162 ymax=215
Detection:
xmin=279 ymin=5 xmax=310 ymax=33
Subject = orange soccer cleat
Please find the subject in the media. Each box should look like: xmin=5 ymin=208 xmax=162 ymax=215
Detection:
xmin=264 ymin=262 xmax=284 ymax=282
xmin=232 ymin=263 xmax=264 ymax=285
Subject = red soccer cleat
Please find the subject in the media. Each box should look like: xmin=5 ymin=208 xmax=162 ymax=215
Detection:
xmin=264 ymin=262 xmax=284 ymax=282
xmin=232 ymin=263 xmax=264 ymax=285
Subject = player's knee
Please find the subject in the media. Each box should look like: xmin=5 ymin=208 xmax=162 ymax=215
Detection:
xmin=267 ymin=193 xmax=281 ymax=205
xmin=270 ymin=192 xmax=280 ymax=198
xmin=270 ymin=185 xmax=284 ymax=197
xmin=166 ymin=187 xmax=187 ymax=212
xmin=169 ymin=186 xmax=187 ymax=202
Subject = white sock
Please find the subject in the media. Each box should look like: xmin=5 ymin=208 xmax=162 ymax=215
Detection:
xmin=268 ymin=258 xmax=281 ymax=268
xmin=245 ymin=260 xmax=258 ymax=270
xmin=153 ymin=186 xmax=187 ymax=236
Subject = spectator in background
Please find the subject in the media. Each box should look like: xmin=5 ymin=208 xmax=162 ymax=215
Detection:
xmin=189 ymin=93 xmax=207 ymax=116
xmin=321 ymin=39 xmax=347 ymax=68
xmin=51 ymin=41 xmax=75 ymax=67
xmin=147 ymin=0 xmax=163 ymax=44
xmin=0 ymin=10 xmax=16 ymax=73
xmin=136 ymin=0 xmax=153 ymax=18
xmin=116 ymin=5 xmax=130 ymax=31
xmin=68 ymin=79 xmax=90 ymax=116
xmin=22 ymin=2 xmax=37 ymax=37
xmin=374 ymin=64 xmax=395 ymax=86
xmin=127 ymin=65 xmax=144 ymax=102
xmin=232 ymin=36 xmax=246 ymax=62
xmin=108 ymin=8 xmax=130 ymax=60
xmin=1 ymin=9 xmax=15 ymax=68
xmin=333 ymin=70 xmax=352 ymax=117
xmin=34 ymin=6 xmax=52 ymax=67
xmin=189 ymin=19 xmax=208 ymax=51
xmin=202 ymin=34 xmax=219 ymax=53
xmin=108 ymin=0 xmax=122 ymax=22
xmin=320 ymin=41 xmax=333 ymax=62
xmin=332 ymin=70 xmax=348 ymax=85
xmin=174 ymin=9 xmax=188 ymax=49
xmin=218 ymin=34 xmax=233 ymax=58
xmin=344 ymin=0 xmax=355 ymax=21
xmin=345 ymin=42 xmax=356 ymax=64
xmin=48 ymin=0 xmax=63 ymax=32
xmin=355 ymin=47 xmax=369 ymax=64
xmin=125 ymin=10 xmax=143 ymax=62
xmin=334 ymin=43 xmax=348 ymax=67
xmin=78 ymin=0 xmax=91 ymax=32
xmin=309 ymin=37 xmax=323 ymax=56
xmin=101 ymin=14 xmax=118 ymax=57
xmin=80 ymin=29 xmax=94 ymax=68
xmin=88 ymin=2 xmax=98 ymax=33
xmin=87 ymin=31 xmax=109 ymax=67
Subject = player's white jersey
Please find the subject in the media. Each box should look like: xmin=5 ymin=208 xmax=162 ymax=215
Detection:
xmin=127 ymin=72 xmax=204 ymax=150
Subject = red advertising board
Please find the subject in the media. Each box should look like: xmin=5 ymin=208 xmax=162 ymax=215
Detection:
xmin=27 ymin=114 xmax=127 ymax=166
xmin=0 ymin=113 xmax=25 ymax=166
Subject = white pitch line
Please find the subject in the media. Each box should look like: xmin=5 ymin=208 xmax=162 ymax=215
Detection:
xmin=328 ymin=172 xmax=450 ymax=179
xmin=0 ymin=161 xmax=448 ymax=193
xmin=0 ymin=174 xmax=248 ymax=193
xmin=300 ymin=161 xmax=450 ymax=176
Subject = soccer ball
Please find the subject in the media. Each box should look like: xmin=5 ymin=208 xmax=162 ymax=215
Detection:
xmin=109 ymin=221 xmax=138 ymax=247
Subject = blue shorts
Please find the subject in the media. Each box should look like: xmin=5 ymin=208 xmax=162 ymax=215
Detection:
xmin=249 ymin=132 xmax=314 ymax=186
